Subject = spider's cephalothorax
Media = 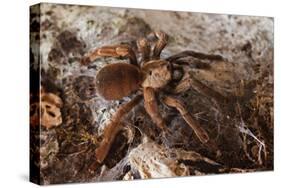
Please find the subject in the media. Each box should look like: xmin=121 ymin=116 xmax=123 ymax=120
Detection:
xmin=141 ymin=60 xmax=172 ymax=89
xmin=81 ymin=31 xmax=227 ymax=163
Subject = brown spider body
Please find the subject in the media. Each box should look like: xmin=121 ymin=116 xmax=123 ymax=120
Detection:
xmin=81 ymin=31 xmax=227 ymax=163
xmin=96 ymin=59 xmax=172 ymax=101
xmin=96 ymin=63 xmax=142 ymax=100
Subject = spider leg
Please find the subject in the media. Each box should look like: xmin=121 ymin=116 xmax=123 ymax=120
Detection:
xmin=137 ymin=38 xmax=151 ymax=64
xmin=143 ymin=87 xmax=170 ymax=132
xmin=163 ymin=96 xmax=209 ymax=144
xmin=149 ymin=31 xmax=169 ymax=59
xmin=95 ymin=95 xmax=142 ymax=163
xmin=81 ymin=45 xmax=137 ymax=66
xmin=166 ymin=50 xmax=224 ymax=62
xmin=190 ymin=77 xmax=229 ymax=104
xmin=171 ymin=69 xmax=228 ymax=103
xmin=172 ymin=68 xmax=192 ymax=94
xmin=171 ymin=59 xmax=212 ymax=70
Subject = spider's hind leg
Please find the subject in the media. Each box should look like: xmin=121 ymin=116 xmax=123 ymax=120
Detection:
xmin=95 ymin=95 xmax=142 ymax=163
xmin=81 ymin=45 xmax=138 ymax=66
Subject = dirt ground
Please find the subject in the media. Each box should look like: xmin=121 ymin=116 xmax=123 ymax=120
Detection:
xmin=30 ymin=3 xmax=273 ymax=185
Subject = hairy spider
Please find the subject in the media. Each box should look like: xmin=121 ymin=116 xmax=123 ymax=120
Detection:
xmin=81 ymin=31 xmax=227 ymax=163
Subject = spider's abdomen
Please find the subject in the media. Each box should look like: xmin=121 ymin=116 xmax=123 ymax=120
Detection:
xmin=95 ymin=63 xmax=142 ymax=100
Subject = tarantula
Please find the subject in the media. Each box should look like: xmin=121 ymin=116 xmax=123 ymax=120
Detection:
xmin=81 ymin=31 xmax=227 ymax=163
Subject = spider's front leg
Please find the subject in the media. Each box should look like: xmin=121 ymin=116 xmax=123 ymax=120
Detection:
xmin=190 ymin=77 xmax=229 ymax=104
xmin=148 ymin=31 xmax=169 ymax=59
xmin=95 ymin=95 xmax=142 ymax=163
xmin=137 ymin=38 xmax=151 ymax=64
xmin=81 ymin=45 xmax=137 ymax=66
xmin=171 ymin=69 xmax=228 ymax=104
xmin=163 ymin=96 xmax=209 ymax=144
xmin=143 ymin=87 xmax=170 ymax=132
xmin=166 ymin=50 xmax=225 ymax=63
